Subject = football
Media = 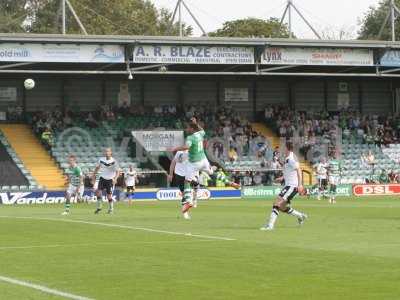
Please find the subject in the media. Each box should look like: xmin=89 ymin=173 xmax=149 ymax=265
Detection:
xmin=24 ymin=78 xmax=35 ymax=90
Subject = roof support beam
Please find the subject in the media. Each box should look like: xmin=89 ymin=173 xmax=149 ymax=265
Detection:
xmin=259 ymin=65 xmax=298 ymax=72
xmin=0 ymin=62 xmax=38 ymax=70
xmin=0 ymin=69 xmax=399 ymax=77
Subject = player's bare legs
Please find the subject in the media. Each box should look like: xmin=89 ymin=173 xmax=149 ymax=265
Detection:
xmin=261 ymin=196 xmax=307 ymax=231
xmin=94 ymin=189 xmax=103 ymax=214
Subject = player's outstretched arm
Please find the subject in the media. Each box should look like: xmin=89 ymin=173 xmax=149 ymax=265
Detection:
xmin=168 ymin=158 xmax=177 ymax=182
xmin=170 ymin=145 xmax=189 ymax=152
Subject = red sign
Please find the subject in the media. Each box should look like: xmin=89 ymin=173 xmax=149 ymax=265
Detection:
xmin=353 ymin=184 xmax=400 ymax=196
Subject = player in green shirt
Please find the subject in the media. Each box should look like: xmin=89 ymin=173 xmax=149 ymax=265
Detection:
xmin=172 ymin=117 xmax=239 ymax=219
xmin=62 ymin=155 xmax=84 ymax=215
xmin=327 ymin=152 xmax=344 ymax=204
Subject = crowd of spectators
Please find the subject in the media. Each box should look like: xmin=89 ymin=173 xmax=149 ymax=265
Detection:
xmin=266 ymin=104 xmax=400 ymax=149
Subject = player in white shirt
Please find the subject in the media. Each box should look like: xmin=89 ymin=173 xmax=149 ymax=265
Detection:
xmin=93 ymin=148 xmax=120 ymax=214
xmin=314 ymin=158 xmax=329 ymax=201
xmin=260 ymin=142 xmax=308 ymax=231
xmin=125 ymin=165 xmax=137 ymax=205
xmin=168 ymin=150 xmax=200 ymax=215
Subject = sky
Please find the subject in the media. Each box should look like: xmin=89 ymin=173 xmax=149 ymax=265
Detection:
xmin=151 ymin=0 xmax=380 ymax=39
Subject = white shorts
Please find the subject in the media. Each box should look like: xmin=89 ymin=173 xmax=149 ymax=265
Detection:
xmin=67 ymin=184 xmax=84 ymax=197
xmin=93 ymin=180 xmax=99 ymax=190
xmin=329 ymin=175 xmax=340 ymax=185
xmin=185 ymin=158 xmax=212 ymax=181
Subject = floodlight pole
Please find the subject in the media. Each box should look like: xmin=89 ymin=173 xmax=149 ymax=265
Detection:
xmin=288 ymin=0 xmax=292 ymax=39
xmin=61 ymin=0 xmax=66 ymax=34
xmin=60 ymin=0 xmax=88 ymax=35
xmin=65 ymin=0 xmax=88 ymax=35
xmin=279 ymin=0 xmax=321 ymax=39
xmin=170 ymin=0 xmax=208 ymax=37
xmin=178 ymin=0 xmax=182 ymax=37
xmin=378 ymin=0 xmax=400 ymax=41
xmin=391 ymin=0 xmax=396 ymax=41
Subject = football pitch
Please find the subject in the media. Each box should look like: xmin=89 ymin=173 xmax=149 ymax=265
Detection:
xmin=0 ymin=197 xmax=399 ymax=300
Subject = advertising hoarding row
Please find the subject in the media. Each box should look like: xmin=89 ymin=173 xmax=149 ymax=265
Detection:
xmin=5 ymin=42 xmax=400 ymax=67
xmin=0 ymin=184 xmax=398 ymax=205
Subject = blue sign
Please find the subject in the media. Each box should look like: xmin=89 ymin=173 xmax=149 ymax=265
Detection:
xmin=380 ymin=50 xmax=400 ymax=66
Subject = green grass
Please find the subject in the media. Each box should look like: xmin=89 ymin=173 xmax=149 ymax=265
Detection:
xmin=0 ymin=197 xmax=400 ymax=300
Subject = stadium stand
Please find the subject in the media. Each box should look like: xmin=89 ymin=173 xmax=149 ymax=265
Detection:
xmin=264 ymin=105 xmax=400 ymax=184
xmin=0 ymin=132 xmax=31 ymax=189
xmin=0 ymin=124 xmax=65 ymax=189
xmin=50 ymin=114 xmax=180 ymax=180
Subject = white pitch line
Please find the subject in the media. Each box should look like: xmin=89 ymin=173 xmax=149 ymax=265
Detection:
xmin=0 ymin=216 xmax=236 ymax=241
xmin=0 ymin=240 xmax=217 ymax=251
xmin=0 ymin=275 xmax=94 ymax=300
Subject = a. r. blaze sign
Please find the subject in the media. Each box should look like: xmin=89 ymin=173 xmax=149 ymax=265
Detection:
xmin=353 ymin=184 xmax=400 ymax=196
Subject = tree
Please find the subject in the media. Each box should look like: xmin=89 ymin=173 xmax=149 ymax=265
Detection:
xmin=358 ymin=0 xmax=400 ymax=40
xmin=0 ymin=0 xmax=192 ymax=36
xmin=209 ymin=17 xmax=291 ymax=38
xmin=0 ymin=0 xmax=32 ymax=33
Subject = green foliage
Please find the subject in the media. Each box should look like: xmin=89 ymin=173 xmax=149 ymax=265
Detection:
xmin=358 ymin=0 xmax=400 ymax=40
xmin=209 ymin=17 xmax=291 ymax=38
xmin=0 ymin=0 xmax=192 ymax=36
xmin=0 ymin=0 xmax=31 ymax=33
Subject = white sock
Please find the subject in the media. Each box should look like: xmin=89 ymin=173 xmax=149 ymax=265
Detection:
xmin=109 ymin=201 xmax=114 ymax=210
xmin=287 ymin=208 xmax=303 ymax=218
xmin=268 ymin=207 xmax=280 ymax=228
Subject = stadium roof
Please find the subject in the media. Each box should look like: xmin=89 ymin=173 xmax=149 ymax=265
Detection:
xmin=1 ymin=33 xmax=400 ymax=77
xmin=1 ymin=33 xmax=400 ymax=49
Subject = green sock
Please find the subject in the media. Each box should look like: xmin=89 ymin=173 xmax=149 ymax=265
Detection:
xmin=183 ymin=182 xmax=192 ymax=203
xmin=65 ymin=203 xmax=70 ymax=212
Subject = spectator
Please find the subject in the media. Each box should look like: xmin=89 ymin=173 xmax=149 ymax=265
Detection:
xmin=388 ymin=169 xmax=398 ymax=183
xmin=228 ymin=147 xmax=238 ymax=162
xmin=199 ymin=170 xmax=211 ymax=187
xmin=378 ymin=169 xmax=389 ymax=184
xmin=41 ymin=127 xmax=53 ymax=150
xmin=253 ymin=172 xmax=263 ymax=186
xmin=243 ymin=171 xmax=253 ymax=186
xmin=85 ymin=113 xmax=98 ymax=128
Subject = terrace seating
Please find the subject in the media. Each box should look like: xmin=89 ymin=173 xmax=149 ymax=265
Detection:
xmin=0 ymin=131 xmax=40 ymax=190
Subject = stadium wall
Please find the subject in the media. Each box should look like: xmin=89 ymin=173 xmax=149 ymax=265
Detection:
xmin=0 ymin=75 xmax=396 ymax=116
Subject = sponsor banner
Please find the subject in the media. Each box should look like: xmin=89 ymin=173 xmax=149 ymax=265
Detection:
xmin=0 ymin=43 xmax=124 ymax=63
xmin=131 ymin=130 xmax=184 ymax=152
xmin=224 ymin=88 xmax=249 ymax=102
xmin=353 ymin=184 xmax=400 ymax=196
xmin=308 ymin=184 xmax=352 ymax=197
xmin=0 ymin=87 xmax=17 ymax=102
xmin=262 ymin=47 xmax=374 ymax=66
xmin=131 ymin=188 xmax=241 ymax=201
xmin=0 ymin=190 xmax=120 ymax=205
xmin=380 ymin=50 xmax=400 ymax=67
xmin=243 ymin=184 xmax=352 ymax=199
xmin=132 ymin=45 xmax=254 ymax=64
xmin=156 ymin=189 xmax=211 ymax=201
xmin=242 ymin=186 xmax=282 ymax=199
